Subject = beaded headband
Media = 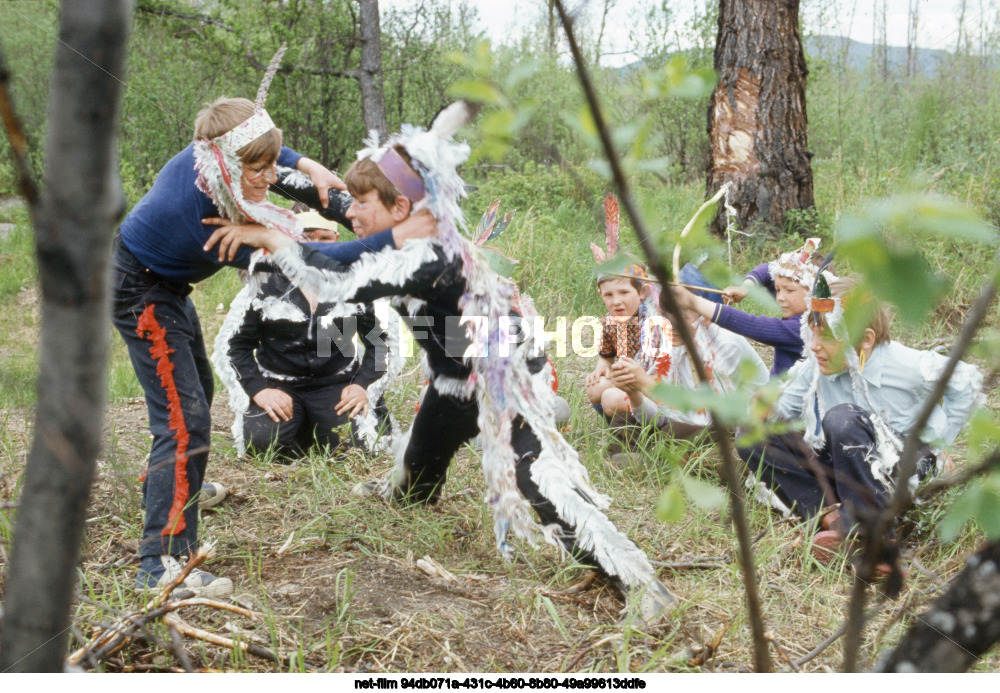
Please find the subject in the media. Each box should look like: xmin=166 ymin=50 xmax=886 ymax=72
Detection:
xmin=769 ymin=237 xmax=823 ymax=289
xmin=217 ymin=109 xmax=276 ymax=152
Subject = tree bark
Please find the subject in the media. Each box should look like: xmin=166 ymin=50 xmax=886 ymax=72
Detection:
xmin=707 ymin=0 xmax=814 ymax=236
xmin=0 ymin=0 xmax=129 ymax=672
xmin=358 ymin=0 xmax=389 ymax=138
xmin=878 ymin=539 xmax=1000 ymax=672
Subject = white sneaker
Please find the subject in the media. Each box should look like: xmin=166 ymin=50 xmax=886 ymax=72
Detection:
xmin=135 ymin=555 xmax=234 ymax=599
xmin=198 ymin=482 xmax=227 ymax=509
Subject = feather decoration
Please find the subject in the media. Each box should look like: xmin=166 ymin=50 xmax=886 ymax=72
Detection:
xmin=325 ymin=103 xmax=659 ymax=588
xmin=590 ymin=242 xmax=606 ymax=263
xmin=429 ymin=100 xmax=479 ymax=141
xmin=603 ymin=193 xmax=619 ymax=258
xmin=255 ymin=43 xmax=287 ymax=110
xmin=488 ymin=210 xmax=515 ymax=243
xmin=475 ymin=199 xmax=502 ymax=247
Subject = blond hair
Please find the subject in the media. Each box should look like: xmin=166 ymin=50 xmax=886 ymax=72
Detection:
xmin=193 ymin=97 xmax=282 ymax=163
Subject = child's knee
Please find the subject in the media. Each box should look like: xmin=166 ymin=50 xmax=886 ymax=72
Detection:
xmin=600 ymin=387 xmax=629 ymax=415
xmin=586 ymin=378 xmax=608 ymax=404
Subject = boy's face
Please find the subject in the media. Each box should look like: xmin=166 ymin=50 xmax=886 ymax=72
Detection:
xmin=810 ymin=323 xmax=848 ymax=375
xmin=598 ymin=278 xmax=644 ymax=319
xmin=346 ymin=188 xmax=401 ymax=238
xmin=241 ymin=157 xmax=277 ymax=203
xmin=774 ymin=276 xmax=808 ymax=318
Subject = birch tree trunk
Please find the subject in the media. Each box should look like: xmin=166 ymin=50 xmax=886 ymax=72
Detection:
xmin=358 ymin=0 xmax=389 ymax=138
xmin=707 ymin=0 xmax=814 ymax=236
xmin=0 ymin=0 xmax=130 ymax=672
xmin=878 ymin=539 xmax=1000 ymax=672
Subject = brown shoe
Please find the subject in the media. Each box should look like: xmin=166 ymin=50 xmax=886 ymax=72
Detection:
xmin=810 ymin=529 xmax=848 ymax=564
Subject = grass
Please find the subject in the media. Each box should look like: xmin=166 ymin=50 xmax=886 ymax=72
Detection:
xmin=0 ymin=152 xmax=999 ymax=672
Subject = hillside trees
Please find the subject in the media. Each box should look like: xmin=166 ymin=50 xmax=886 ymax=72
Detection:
xmin=707 ymin=0 xmax=814 ymax=235
xmin=120 ymin=0 xmax=478 ymax=191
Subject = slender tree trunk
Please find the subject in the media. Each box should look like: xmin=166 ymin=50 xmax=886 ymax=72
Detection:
xmin=878 ymin=539 xmax=1000 ymax=672
xmin=708 ymin=0 xmax=814 ymax=236
xmin=358 ymin=0 xmax=389 ymax=138
xmin=0 ymin=0 xmax=130 ymax=672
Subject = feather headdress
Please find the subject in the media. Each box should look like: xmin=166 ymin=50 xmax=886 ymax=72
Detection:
xmin=590 ymin=193 xmax=664 ymax=371
xmin=192 ymin=43 xmax=302 ymax=241
xmin=768 ymin=237 xmax=835 ymax=290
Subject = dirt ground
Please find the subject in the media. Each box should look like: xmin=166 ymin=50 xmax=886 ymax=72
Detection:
xmin=54 ymin=397 xmax=689 ymax=672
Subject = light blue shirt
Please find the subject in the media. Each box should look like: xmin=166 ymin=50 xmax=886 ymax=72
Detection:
xmin=776 ymin=341 xmax=982 ymax=447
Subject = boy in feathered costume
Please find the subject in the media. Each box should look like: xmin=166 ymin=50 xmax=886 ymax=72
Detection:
xmin=205 ymin=102 xmax=678 ymax=622
xmin=211 ymin=232 xmax=399 ymax=459
xmin=738 ymin=273 xmax=982 ymax=573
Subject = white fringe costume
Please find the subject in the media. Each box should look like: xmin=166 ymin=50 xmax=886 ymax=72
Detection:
xmin=266 ymin=104 xmax=662 ymax=590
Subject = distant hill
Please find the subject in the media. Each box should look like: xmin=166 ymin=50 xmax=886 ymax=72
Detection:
xmin=806 ymin=34 xmax=951 ymax=76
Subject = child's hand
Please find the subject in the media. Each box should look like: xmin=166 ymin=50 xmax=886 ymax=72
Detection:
xmin=723 ymin=284 xmax=750 ymax=303
xmin=253 ymin=388 xmax=294 ymax=423
xmin=296 ymin=157 xmax=346 ymax=208
xmin=202 ymin=218 xmax=292 ymax=261
xmin=610 ymin=357 xmax=652 ymax=393
xmin=585 ymin=360 xmax=611 ymax=388
xmin=335 ymin=384 xmax=369 ymax=418
xmin=391 ymin=210 xmax=437 ymax=247
xmin=584 ymin=370 xmax=602 ymax=388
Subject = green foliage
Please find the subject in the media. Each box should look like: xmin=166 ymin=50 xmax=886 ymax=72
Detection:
xmin=939 ymin=472 xmax=1000 ymax=541
xmin=835 ymin=193 xmax=997 ymax=326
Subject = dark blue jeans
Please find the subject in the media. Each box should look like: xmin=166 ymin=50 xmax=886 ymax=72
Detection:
xmin=738 ymin=403 xmax=935 ymax=528
xmin=111 ymin=236 xmax=212 ymax=558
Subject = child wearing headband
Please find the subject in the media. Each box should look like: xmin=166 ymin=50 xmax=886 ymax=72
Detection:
xmin=112 ymin=96 xmax=431 ymax=597
xmin=738 ymin=276 xmax=981 ymax=578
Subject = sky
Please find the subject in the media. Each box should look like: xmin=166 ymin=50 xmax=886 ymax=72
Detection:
xmin=383 ymin=0 xmax=993 ymax=67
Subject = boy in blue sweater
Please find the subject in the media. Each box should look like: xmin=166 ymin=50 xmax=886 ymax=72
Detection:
xmin=113 ymin=96 xmax=430 ymax=596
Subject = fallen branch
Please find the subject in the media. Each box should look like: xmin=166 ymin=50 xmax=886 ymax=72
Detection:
xmin=766 ymin=630 xmax=800 ymax=672
xmin=161 ymin=612 xmax=303 ymax=669
xmin=651 ymin=558 xmax=728 ymax=570
xmin=68 ymin=546 xmax=258 ymax=668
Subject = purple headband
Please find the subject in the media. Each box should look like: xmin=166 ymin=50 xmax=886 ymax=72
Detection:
xmin=375 ymin=147 xmax=426 ymax=202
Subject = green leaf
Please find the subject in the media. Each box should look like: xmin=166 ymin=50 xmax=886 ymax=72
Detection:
xmin=648 ymin=383 xmax=752 ymax=426
xmin=680 ymin=474 xmax=726 ymax=510
xmin=447 ymin=79 xmax=504 ymax=106
xmin=587 ymin=159 xmax=612 ymax=179
xmin=940 ymin=474 xmax=1000 ymax=541
xmin=633 ymin=157 xmax=672 ymax=174
xmin=577 ymin=105 xmax=598 ymax=136
xmin=655 ymin=483 xmax=686 ymax=523
xmin=966 ymin=409 xmax=1000 ymax=457
xmin=477 ymin=247 xmax=518 ymax=277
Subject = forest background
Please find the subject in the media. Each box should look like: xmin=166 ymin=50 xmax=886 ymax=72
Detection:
xmin=2 ymin=0 xmax=1000 ymax=674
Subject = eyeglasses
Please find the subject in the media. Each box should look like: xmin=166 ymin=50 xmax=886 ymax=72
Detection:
xmin=242 ymin=161 xmax=276 ymax=182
